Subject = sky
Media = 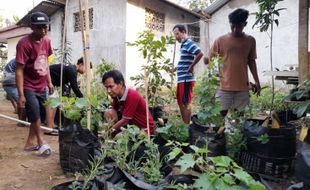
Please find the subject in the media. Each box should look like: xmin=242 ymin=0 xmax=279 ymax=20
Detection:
xmin=0 ymin=0 xmax=42 ymax=21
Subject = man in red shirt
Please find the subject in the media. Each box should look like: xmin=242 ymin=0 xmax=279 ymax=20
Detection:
xmin=16 ymin=12 xmax=53 ymax=156
xmin=102 ymin=70 xmax=154 ymax=135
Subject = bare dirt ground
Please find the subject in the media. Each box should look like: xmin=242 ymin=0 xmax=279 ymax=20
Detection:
xmin=0 ymin=99 xmax=73 ymax=190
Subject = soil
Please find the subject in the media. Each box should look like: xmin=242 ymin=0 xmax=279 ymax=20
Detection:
xmin=0 ymin=99 xmax=73 ymax=190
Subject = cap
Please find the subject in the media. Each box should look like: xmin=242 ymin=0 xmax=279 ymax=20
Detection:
xmin=30 ymin=12 xmax=49 ymax=25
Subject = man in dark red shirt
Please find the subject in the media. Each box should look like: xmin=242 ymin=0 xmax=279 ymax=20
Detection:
xmin=16 ymin=12 xmax=53 ymax=157
xmin=102 ymin=70 xmax=154 ymax=135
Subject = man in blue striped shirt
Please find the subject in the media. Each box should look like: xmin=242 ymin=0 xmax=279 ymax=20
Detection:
xmin=173 ymin=24 xmax=203 ymax=124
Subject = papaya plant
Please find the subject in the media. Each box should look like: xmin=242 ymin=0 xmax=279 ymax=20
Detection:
xmin=127 ymin=30 xmax=175 ymax=108
xmin=46 ymin=95 xmax=108 ymax=131
xmin=252 ymin=0 xmax=286 ymax=110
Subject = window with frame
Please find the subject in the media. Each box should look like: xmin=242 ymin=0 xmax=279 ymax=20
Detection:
xmin=145 ymin=8 xmax=165 ymax=32
xmin=187 ymin=24 xmax=200 ymax=43
xmin=74 ymin=8 xmax=94 ymax=32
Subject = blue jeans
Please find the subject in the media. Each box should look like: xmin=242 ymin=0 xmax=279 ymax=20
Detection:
xmin=3 ymin=85 xmax=18 ymax=102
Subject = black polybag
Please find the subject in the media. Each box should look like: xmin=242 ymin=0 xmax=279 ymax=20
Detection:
xmin=59 ymin=121 xmax=100 ymax=173
xmin=295 ymin=142 xmax=310 ymax=190
xmin=189 ymin=115 xmax=226 ymax=156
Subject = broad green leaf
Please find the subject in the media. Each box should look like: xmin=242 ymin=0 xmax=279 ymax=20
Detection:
xmin=233 ymin=169 xmax=253 ymax=186
xmin=210 ymin=156 xmax=232 ymax=168
xmin=175 ymin=154 xmax=196 ymax=173
xmin=249 ymin=181 xmax=267 ymax=190
xmin=48 ymin=98 xmax=61 ymax=108
xmin=168 ymin=147 xmax=182 ymax=161
xmin=65 ymin=109 xmax=81 ymax=120
xmin=193 ymin=173 xmax=216 ymax=190
xmin=294 ymin=100 xmax=310 ymax=117
xmin=222 ymin=174 xmax=235 ymax=185
xmin=75 ymin=98 xmax=89 ymax=109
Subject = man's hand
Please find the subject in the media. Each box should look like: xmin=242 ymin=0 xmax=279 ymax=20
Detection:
xmin=18 ymin=95 xmax=26 ymax=108
xmin=255 ymin=83 xmax=261 ymax=96
xmin=188 ymin=64 xmax=194 ymax=73
xmin=48 ymin=83 xmax=54 ymax=95
xmin=204 ymin=57 xmax=209 ymax=65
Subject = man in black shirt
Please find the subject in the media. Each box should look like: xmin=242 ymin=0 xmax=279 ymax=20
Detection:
xmin=49 ymin=57 xmax=87 ymax=97
xmin=46 ymin=57 xmax=90 ymax=133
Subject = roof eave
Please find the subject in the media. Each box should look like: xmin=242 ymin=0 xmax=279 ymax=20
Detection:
xmin=159 ymin=0 xmax=210 ymax=20
xmin=17 ymin=0 xmax=64 ymax=26
xmin=205 ymin=0 xmax=231 ymax=15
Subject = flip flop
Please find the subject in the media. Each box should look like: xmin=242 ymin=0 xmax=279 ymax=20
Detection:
xmin=24 ymin=145 xmax=40 ymax=152
xmin=44 ymin=129 xmax=59 ymax=136
xmin=38 ymin=144 xmax=52 ymax=157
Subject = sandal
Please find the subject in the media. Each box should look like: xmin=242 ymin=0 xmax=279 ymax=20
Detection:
xmin=44 ymin=129 xmax=59 ymax=136
xmin=24 ymin=145 xmax=40 ymax=152
xmin=38 ymin=144 xmax=52 ymax=157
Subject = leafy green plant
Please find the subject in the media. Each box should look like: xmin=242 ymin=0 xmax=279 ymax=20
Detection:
xmin=127 ymin=30 xmax=175 ymax=108
xmin=168 ymin=143 xmax=266 ymax=190
xmin=46 ymin=95 xmax=108 ymax=131
xmin=53 ymin=41 xmax=73 ymax=65
xmin=285 ymin=74 xmax=310 ymax=117
xmin=95 ymin=58 xmax=115 ymax=77
xmin=225 ymin=114 xmax=247 ymax=160
xmin=256 ymin=134 xmax=269 ymax=144
xmin=194 ymin=55 xmax=223 ymax=127
xmin=252 ymin=0 xmax=286 ymax=110
xmin=156 ymin=112 xmax=189 ymax=142
xmin=250 ymin=86 xmax=288 ymax=112
xmin=105 ymin=125 xmax=164 ymax=186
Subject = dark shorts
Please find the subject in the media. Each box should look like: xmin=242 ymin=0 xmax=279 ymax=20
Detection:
xmin=24 ymin=89 xmax=47 ymax=122
xmin=176 ymin=81 xmax=195 ymax=105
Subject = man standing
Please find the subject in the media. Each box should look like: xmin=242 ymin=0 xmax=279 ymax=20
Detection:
xmin=102 ymin=70 xmax=154 ymax=135
xmin=16 ymin=12 xmax=53 ymax=156
xmin=173 ymin=24 xmax=203 ymax=124
xmin=208 ymin=8 xmax=261 ymax=117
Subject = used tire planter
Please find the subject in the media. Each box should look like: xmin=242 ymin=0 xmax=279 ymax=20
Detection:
xmin=240 ymin=119 xmax=297 ymax=177
xmin=59 ymin=121 xmax=100 ymax=173
xmin=189 ymin=115 xmax=226 ymax=156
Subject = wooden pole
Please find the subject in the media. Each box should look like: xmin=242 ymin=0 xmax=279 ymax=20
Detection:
xmin=298 ymin=0 xmax=309 ymax=83
xmin=79 ymin=0 xmax=91 ymax=130
xmin=144 ymin=69 xmax=150 ymax=141
xmin=59 ymin=0 xmax=69 ymax=129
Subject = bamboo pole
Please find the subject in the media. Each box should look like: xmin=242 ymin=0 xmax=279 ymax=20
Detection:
xmin=59 ymin=0 xmax=69 ymax=129
xmin=144 ymin=73 xmax=150 ymax=141
xmin=79 ymin=0 xmax=91 ymax=130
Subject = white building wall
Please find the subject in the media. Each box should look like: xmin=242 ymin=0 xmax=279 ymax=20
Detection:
xmin=126 ymin=0 xmax=206 ymax=85
xmin=7 ymin=37 xmax=23 ymax=60
xmin=208 ymin=0 xmax=298 ymax=85
xmin=61 ymin=0 xmax=126 ymax=72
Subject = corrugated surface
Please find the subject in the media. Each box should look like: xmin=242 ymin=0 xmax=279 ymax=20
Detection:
xmin=205 ymin=0 xmax=230 ymax=15
xmin=17 ymin=0 xmax=64 ymax=26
